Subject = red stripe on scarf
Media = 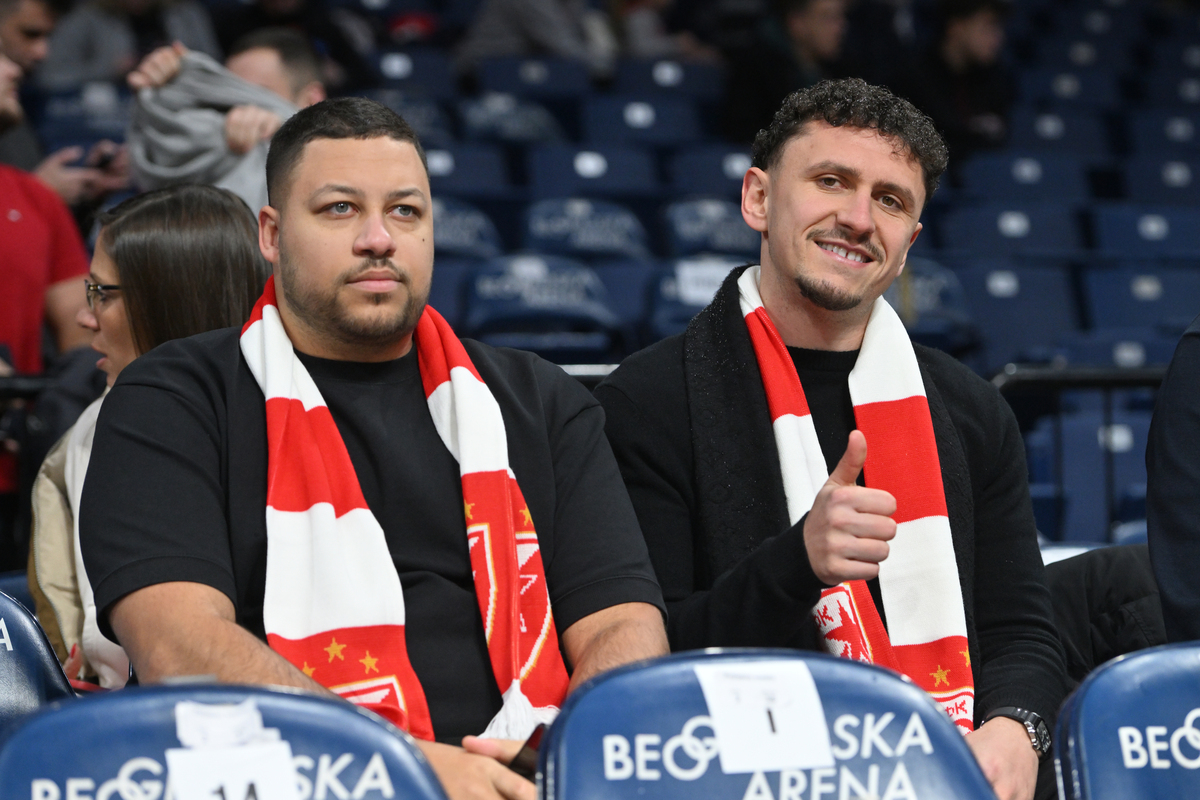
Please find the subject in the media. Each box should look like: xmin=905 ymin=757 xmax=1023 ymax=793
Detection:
xmin=264 ymin=397 xmax=369 ymax=516
xmin=415 ymin=308 xmax=483 ymax=397
xmin=242 ymin=277 xmax=274 ymax=334
xmin=746 ymin=308 xmax=810 ymax=419
xmin=891 ymin=636 xmax=972 ymax=695
xmin=854 ymin=396 xmax=949 ymax=524
xmin=268 ymin=625 xmax=434 ymax=741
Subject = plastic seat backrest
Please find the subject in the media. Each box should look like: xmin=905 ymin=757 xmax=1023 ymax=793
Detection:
xmin=540 ymin=649 xmax=995 ymax=800
xmin=0 ymin=590 xmax=73 ymax=739
xmin=0 ymin=683 xmax=447 ymax=799
xmin=1056 ymin=643 xmax=1200 ymax=799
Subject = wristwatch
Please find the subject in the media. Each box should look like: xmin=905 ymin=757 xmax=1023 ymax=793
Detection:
xmin=985 ymin=707 xmax=1052 ymax=760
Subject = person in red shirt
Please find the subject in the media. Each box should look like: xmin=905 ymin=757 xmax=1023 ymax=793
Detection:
xmin=0 ymin=42 xmax=90 ymax=557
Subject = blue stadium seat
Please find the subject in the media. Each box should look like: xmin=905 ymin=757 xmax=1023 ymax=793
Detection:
xmin=582 ymin=95 xmax=702 ymax=147
xmin=1060 ymin=328 xmax=1179 ymax=369
xmin=362 ymin=90 xmax=455 ymax=147
xmin=1007 ymin=107 xmax=1111 ymax=157
xmin=1123 ymin=156 xmax=1200 ymax=204
xmin=475 ymin=56 xmax=591 ymax=100
xmin=1017 ymin=68 xmax=1122 ymax=109
xmin=527 ymin=145 xmax=660 ymax=199
xmin=0 ymin=591 xmax=74 ymax=738
xmin=1127 ymin=110 xmax=1200 ymax=156
xmin=648 ymin=256 xmax=744 ymax=342
xmin=939 ymin=203 xmax=1083 ymax=257
xmin=668 ymin=145 xmax=751 ymax=200
xmin=1056 ymin=643 xmax=1200 ymax=799
xmin=464 ymin=255 xmax=629 ymax=362
xmin=432 ymin=197 xmax=503 ymax=260
xmin=663 ymin=198 xmax=758 ymax=258
xmin=0 ymin=684 xmax=446 ymax=799
xmin=594 ymin=259 xmax=659 ymax=345
xmin=425 ymin=144 xmax=510 ymax=200
xmin=1033 ymin=36 xmax=1132 ymax=72
xmin=1092 ymin=206 xmax=1200 ymax=258
xmin=540 ymin=649 xmax=994 ymax=800
xmin=428 ymin=257 xmax=474 ymax=332
xmin=373 ymin=48 xmax=456 ymax=100
xmin=1040 ymin=410 xmax=1151 ymax=541
xmin=1154 ymin=40 xmax=1200 ymax=73
xmin=883 ymin=257 xmax=977 ymax=355
xmin=956 ymin=260 xmax=1080 ymax=373
xmin=957 ymin=152 xmax=1089 ymax=203
xmin=613 ymin=58 xmax=726 ymax=101
xmin=1051 ymin=6 xmax=1144 ymax=42
xmin=457 ymin=93 xmax=566 ymax=143
xmin=1142 ymin=69 xmax=1200 ymax=108
xmin=524 ymin=198 xmax=651 ymax=261
xmin=1083 ymin=264 xmax=1200 ymax=334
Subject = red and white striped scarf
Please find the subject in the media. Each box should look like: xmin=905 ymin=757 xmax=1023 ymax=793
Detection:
xmin=738 ymin=267 xmax=975 ymax=732
xmin=239 ymin=277 xmax=569 ymax=741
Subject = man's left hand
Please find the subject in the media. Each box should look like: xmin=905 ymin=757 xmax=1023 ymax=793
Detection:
xmin=965 ymin=716 xmax=1038 ymax=800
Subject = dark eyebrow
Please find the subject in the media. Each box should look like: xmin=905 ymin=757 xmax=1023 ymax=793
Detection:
xmin=809 ymin=160 xmax=918 ymax=212
xmin=308 ymin=185 xmax=428 ymax=205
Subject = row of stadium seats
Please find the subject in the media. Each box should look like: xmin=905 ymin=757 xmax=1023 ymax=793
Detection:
xmin=0 ymin=581 xmax=1192 ymax=800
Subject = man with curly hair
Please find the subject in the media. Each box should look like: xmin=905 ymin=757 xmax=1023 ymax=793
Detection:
xmin=597 ymin=78 xmax=1066 ymax=800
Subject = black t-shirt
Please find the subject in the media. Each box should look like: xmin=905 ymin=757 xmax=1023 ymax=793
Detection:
xmin=80 ymin=328 xmax=664 ymax=741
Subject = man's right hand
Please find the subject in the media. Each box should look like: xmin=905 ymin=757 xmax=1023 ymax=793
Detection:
xmin=34 ymin=147 xmax=103 ymax=205
xmin=416 ymin=740 xmax=535 ymax=800
xmin=127 ymin=42 xmax=187 ymax=90
xmin=803 ymin=430 xmax=897 ymax=585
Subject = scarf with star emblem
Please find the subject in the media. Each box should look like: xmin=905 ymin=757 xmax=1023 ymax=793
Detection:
xmin=241 ymin=277 xmax=569 ymax=741
xmin=738 ymin=266 xmax=975 ymax=732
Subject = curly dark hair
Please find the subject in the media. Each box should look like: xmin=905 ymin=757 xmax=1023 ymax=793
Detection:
xmin=751 ymin=78 xmax=949 ymax=209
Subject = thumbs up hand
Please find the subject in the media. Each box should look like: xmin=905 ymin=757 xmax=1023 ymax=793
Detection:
xmin=803 ymin=430 xmax=898 ymax=585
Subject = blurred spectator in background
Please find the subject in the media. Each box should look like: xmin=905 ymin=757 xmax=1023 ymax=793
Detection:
xmin=895 ymin=0 xmax=1014 ymax=162
xmin=0 ymin=43 xmax=90 ymax=569
xmin=29 ymin=184 xmax=267 ymax=691
xmin=126 ymin=29 xmax=324 ymax=211
xmin=37 ymin=0 xmax=220 ymax=90
xmin=0 ymin=0 xmax=129 ymax=209
xmin=661 ymin=0 xmax=768 ymax=53
xmin=612 ymin=0 xmax=722 ymax=61
xmin=456 ymin=0 xmax=618 ymax=78
xmin=722 ymin=0 xmax=849 ymax=144
xmin=211 ymin=0 xmax=376 ymax=90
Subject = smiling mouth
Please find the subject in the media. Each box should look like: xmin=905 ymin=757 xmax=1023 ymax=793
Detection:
xmin=817 ymin=242 xmax=873 ymax=263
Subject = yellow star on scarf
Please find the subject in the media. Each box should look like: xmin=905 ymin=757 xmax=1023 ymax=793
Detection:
xmin=301 ymin=662 xmax=315 ymax=678
xmin=325 ymin=637 xmax=346 ymax=662
xmin=961 ymin=648 xmax=971 ymax=668
xmin=930 ymin=665 xmax=950 ymax=687
xmin=520 ymin=506 xmax=533 ymax=526
xmin=360 ymin=650 xmax=379 ymax=674
xmin=464 ymin=501 xmax=474 ymax=520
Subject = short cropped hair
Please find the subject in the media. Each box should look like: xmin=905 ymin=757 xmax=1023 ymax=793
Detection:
xmin=98 ymin=185 xmax=269 ymax=355
xmin=265 ymin=97 xmax=427 ymax=207
xmin=751 ymin=78 xmax=949 ymax=208
xmin=228 ymin=27 xmax=322 ymax=96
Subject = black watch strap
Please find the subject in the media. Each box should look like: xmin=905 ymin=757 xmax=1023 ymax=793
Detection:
xmin=985 ymin=706 xmax=1052 ymax=759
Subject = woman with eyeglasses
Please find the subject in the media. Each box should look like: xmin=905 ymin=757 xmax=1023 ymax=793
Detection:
xmin=28 ymin=184 xmax=268 ymax=689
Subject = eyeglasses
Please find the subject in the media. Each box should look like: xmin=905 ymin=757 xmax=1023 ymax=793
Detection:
xmin=84 ymin=279 xmax=121 ymax=311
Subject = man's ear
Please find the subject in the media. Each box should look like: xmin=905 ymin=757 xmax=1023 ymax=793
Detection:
xmin=742 ymin=167 xmax=770 ymax=233
xmin=296 ymin=81 xmax=325 ymax=109
xmin=897 ymin=221 xmax=923 ymax=275
xmin=259 ymin=205 xmax=281 ymax=266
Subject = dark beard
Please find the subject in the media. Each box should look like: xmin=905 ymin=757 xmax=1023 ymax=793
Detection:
xmin=279 ymin=254 xmax=429 ymax=349
xmin=794 ymin=273 xmax=865 ymax=311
